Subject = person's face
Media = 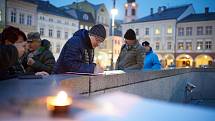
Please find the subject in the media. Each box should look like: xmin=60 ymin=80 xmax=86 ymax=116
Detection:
xmin=15 ymin=35 xmax=28 ymax=50
xmin=125 ymin=39 xmax=136 ymax=46
xmin=28 ymin=40 xmax=41 ymax=51
xmin=143 ymin=45 xmax=150 ymax=52
xmin=90 ymin=35 xmax=103 ymax=48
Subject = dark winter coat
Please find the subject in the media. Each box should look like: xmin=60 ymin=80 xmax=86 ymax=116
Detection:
xmin=53 ymin=29 xmax=96 ymax=74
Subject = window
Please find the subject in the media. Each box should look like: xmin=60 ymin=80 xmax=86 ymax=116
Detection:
xmin=19 ymin=13 xmax=24 ymax=24
xmin=205 ymin=41 xmax=212 ymax=50
xmin=80 ymin=25 xmax=84 ymax=29
xmin=49 ymin=29 xmax=53 ymax=37
xmin=145 ymin=28 xmax=149 ymax=35
xmin=65 ymin=21 xmax=69 ymax=25
xmin=57 ymin=20 xmax=61 ymax=23
xmin=49 ymin=18 xmax=53 ymax=22
xmin=167 ymin=26 xmax=172 ymax=34
xmin=185 ymin=42 xmax=192 ymax=50
xmin=178 ymin=42 xmax=184 ymax=50
xmin=85 ymin=25 xmax=88 ymax=30
xmin=196 ymin=41 xmax=203 ymax=50
xmin=40 ymin=16 xmax=45 ymax=20
xmin=155 ymin=28 xmax=160 ymax=35
xmin=167 ymin=42 xmax=171 ymax=50
xmin=178 ymin=27 xmax=184 ymax=36
xmin=40 ymin=28 xmax=44 ymax=36
xmin=197 ymin=26 xmax=203 ymax=35
xmin=27 ymin=15 xmax=32 ymax=25
xmin=0 ymin=10 xmax=2 ymax=22
xmin=135 ymin=28 xmax=139 ymax=35
xmin=186 ymin=27 xmax=192 ymax=36
xmin=83 ymin=14 xmax=89 ymax=20
xmin=125 ymin=9 xmax=127 ymax=16
xmin=11 ymin=11 xmax=16 ymax=23
xmin=65 ymin=32 xmax=68 ymax=39
xmin=155 ymin=42 xmax=159 ymax=50
xmin=56 ymin=44 xmax=61 ymax=53
xmin=57 ymin=30 xmax=61 ymax=38
xmin=205 ymin=26 xmax=212 ymax=35
xmin=132 ymin=9 xmax=135 ymax=16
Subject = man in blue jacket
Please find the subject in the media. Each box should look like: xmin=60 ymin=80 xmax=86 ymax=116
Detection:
xmin=142 ymin=41 xmax=161 ymax=70
xmin=53 ymin=24 xmax=106 ymax=74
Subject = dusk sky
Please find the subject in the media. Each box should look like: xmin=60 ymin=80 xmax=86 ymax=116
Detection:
xmin=49 ymin=0 xmax=215 ymax=20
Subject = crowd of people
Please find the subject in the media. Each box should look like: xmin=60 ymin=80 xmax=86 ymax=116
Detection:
xmin=0 ymin=24 xmax=161 ymax=81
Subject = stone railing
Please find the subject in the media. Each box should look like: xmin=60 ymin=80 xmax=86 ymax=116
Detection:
xmin=1 ymin=68 xmax=215 ymax=104
xmin=60 ymin=68 xmax=215 ymax=103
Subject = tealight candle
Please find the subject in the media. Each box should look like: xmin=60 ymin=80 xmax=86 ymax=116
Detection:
xmin=46 ymin=91 xmax=72 ymax=115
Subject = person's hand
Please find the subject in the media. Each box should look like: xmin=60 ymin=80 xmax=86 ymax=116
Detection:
xmin=27 ymin=58 xmax=35 ymax=65
xmin=94 ymin=65 xmax=104 ymax=74
xmin=14 ymin=44 xmax=25 ymax=58
xmin=35 ymin=71 xmax=49 ymax=76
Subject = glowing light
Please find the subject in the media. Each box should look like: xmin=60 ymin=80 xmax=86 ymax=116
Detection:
xmin=132 ymin=2 xmax=136 ymax=7
xmin=197 ymin=46 xmax=201 ymax=50
xmin=47 ymin=91 xmax=72 ymax=110
xmin=111 ymin=8 xmax=118 ymax=16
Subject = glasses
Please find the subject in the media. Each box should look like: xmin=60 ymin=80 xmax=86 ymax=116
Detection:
xmin=90 ymin=34 xmax=104 ymax=43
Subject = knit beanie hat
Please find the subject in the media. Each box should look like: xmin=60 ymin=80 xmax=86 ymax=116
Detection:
xmin=142 ymin=41 xmax=150 ymax=46
xmin=89 ymin=24 xmax=106 ymax=41
xmin=124 ymin=29 xmax=136 ymax=40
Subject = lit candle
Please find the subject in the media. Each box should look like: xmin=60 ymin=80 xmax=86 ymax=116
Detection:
xmin=46 ymin=91 xmax=72 ymax=115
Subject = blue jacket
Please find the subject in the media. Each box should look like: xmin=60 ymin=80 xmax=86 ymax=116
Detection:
xmin=53 ymin=29 xmax=96 ymax=74
xmin=143 ymin=48 xmax=161 ymax=70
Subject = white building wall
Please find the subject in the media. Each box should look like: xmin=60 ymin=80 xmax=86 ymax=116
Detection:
xmin=7 ymin=0 xmax=38 ymax=34
xmin=176 ymin=20 xmax=215 ymax=54
xmin=38 ymin=12 xmax=79 ymax=59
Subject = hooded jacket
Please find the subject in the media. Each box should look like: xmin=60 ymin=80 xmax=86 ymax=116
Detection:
xmin=143 ymin=47 xmax=161 ymax=70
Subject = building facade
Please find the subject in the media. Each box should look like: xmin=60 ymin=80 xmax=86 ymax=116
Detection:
xmin=6 ymin=0 xmax=38 ymax=34
xmin=62 ymin=7 xmax=95 ymax=30
xmin=124 ymin=0 xmax=137 ymax=23
xmin=176 ymin=10 xmax=215 ymax=67
xmin=0 ymin=0 xmax=6 ymax=32
xmin=36 ymin=1 xmax=79 ymax=59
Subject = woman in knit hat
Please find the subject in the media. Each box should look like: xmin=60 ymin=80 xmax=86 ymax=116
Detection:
xmin=115 ymin=29 xmax=145 ymax=70
xmin=53 ymin=24 xmax=106 ymax=74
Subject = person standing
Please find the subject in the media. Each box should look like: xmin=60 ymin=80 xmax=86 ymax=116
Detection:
xmin=53 ymin=24 xmax=106 ymax=74
xmin=142 ymin=41 xmax=161 ymax=70
xmin=115 ymin=29 xmax=145 ymax=70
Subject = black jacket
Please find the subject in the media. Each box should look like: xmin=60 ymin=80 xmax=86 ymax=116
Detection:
xmin=0 ymin=45 xmax=18 ymax=80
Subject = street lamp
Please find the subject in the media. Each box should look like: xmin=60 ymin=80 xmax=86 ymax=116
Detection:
xmin=110 ymin=0 xmax=118 ymax=70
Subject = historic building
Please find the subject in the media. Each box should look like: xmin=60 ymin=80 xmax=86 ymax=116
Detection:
xmin=0 ymin=0 xmax=6 ymax=32
xmin=6 ymin=0 xmax=38 ymax=34
xmin=176 ymin=8 xmax=215 ymax=67
xmin=35 ymin=1 xmax=79 ymax=59
xmin=124 ymin=0 xmax=138 ymax=23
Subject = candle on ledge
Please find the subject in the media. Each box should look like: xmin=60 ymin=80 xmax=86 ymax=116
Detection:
xmin=46 ymin=91 xmax=72 ymax=115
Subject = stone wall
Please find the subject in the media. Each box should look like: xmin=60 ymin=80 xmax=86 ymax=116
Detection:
xmin=60 ymin=68 xmax=215 ymax=103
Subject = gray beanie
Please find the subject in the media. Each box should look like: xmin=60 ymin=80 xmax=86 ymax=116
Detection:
xmin=89 ymin=24 xmax=106 ymax=41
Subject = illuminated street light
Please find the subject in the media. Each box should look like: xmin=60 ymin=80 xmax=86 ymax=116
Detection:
xmin=110 ymin=0 xmax=118 ymax=70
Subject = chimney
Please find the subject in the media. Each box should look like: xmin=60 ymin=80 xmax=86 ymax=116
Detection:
xmin=163 ymin=6 xmax=167 ymax=10
xmin=205 ymin=7 xmax=209 ymax=14
xmin=150 ymin=8 xmax=153 ymax=15
xmin=158 ymin=7 xmax=162 ymax=14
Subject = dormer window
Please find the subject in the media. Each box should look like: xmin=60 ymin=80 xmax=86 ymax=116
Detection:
xmin=83 ymin=14 xmax=89 ymax=20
